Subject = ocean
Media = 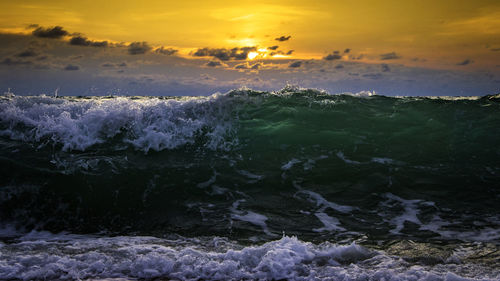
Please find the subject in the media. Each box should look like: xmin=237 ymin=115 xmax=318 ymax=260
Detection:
xmin=0 ymin=87 xmax=499 ymax=280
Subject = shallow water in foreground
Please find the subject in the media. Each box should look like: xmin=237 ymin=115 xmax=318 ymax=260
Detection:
xmin=0 ymin=88 xmax=499 ymax=280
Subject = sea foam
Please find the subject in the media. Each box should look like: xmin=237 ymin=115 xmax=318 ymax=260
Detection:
xmin=0 ymin=232 xmax=497 ymax=281
xmin=0 ymin=94 xmax=237 ymax=152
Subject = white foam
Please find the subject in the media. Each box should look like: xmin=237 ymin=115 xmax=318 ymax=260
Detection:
xmin=303 ymin=155 xmax=328 ymax=170
xmin=0 ymin=233 xmax=496 ymax=280
xmin=382 ymin=193 xmax=423 ymax=234
xmin=292 ymin=181 xmax=354 ymax=233
xmin=281 ymin=158 xmax=301 ymax=170
xmin=336 ymin=151 xmax=361 ymax=165
xmin=0 ymin=94 xmax=237 ymax=152
xmin=371 ymin=157 xmax=405 ymax=165
xmin=294 ymin=184 xmax=354 ymax=214
xmin=197 ymin=171 xmax=217 ymax=188
xmin=230 ymin=200 xmax=274 ymax=236
xmin=237 ymin=169 xmax=264 ymax=181
xmin=420 ymin=215 xmax=500 ymax=242
xmin=313 ymin=212 xmax=346 ymax=232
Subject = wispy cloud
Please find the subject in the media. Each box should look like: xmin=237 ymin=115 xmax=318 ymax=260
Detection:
xmin=380 ymin=52 xmax=401 ymax=60
xmin=32 ymin=26 xmax=69 ymax=39
xmin=192 ymin=47 xmax=256 ymax=61
xmin=275 ymin=35 xmax=291 ymax=42
xmin=128 ymin=42 xmax=151 ymax=55
xmin=64 ymin=64 xmax=79 ymax=71
xmin=457 ymin=59 xmax=473 ymax=66
xmin=70 ymin=36 xmax=108 ymax=47
xmin=324 ymin=51 xmax=342 ymax=60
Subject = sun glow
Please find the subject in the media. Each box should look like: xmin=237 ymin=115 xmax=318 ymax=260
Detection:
xmin=247 ymin=51 xmax=258 ymax=60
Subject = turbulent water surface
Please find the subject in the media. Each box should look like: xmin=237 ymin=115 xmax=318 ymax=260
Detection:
xmin=1 ymin=87 xmax=499 ymax=280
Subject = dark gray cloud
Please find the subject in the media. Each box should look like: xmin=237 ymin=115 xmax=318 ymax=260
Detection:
xmin=69 ymin=36 xmax=108 ymax=47
xmin=491 ymin=48 xmax=500 ymax=52
xmin=234 ymin=63 xmax=248 ymax=69
xmin=268 ymin=45 xmax=279 ymax=50
xmin=128 ymin=42 xmax=152 ymax=55
xmin=275 ymin=35 xmax=291 ymax=42
xmin=344 ymin=48 xmax=351 ymax=53
xmin=324 ymin=51 xmax=342 ymax=60
xmin=351 ymin=54 xmax=364 ymax=60
xmin=457 ymin=59 xmax=473 ymax=66
xmin=1 ymin=58 xmax=33 ymax=66
xmin=192 ymin=47 xmax=256 ymax=61
xmin=101 ymin=63 xmax=115 ymax=67
xmin=380 ymin=52 xmax=401 ymax=60
xmin=381 ymin=64 xmax=390 ymax=72
xmin=335 ymin=64 xmax=344 ymax=69
xmin=362 ymin=73 xmax=382 ymax=79
xmin=64 ymin=64 xmax=80 ymax=71
xmin=32 ymin=26 xmax=69 ymax=39
xmin=155 ymin=47 xmax=178 ymax=55
xmin=251 ymin=63 xmax=261 ymax=70
xmin=16 ymin=49 xmax=38 ymax=57
xmin=206 ymin=60 xmax=226 ymax=67
xmin=269 ymin=49 xmax=294 ymax=56
xmin=118 ymin=62 xmax=127 ymax=67
xmin=289 ymin=61 xmax=302 ymax=68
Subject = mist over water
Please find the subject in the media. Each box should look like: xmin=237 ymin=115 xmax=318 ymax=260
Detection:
xmin=1 ymin=87 xmax=499 ymax=280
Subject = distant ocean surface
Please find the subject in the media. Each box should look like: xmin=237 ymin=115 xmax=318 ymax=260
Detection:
xmin=1 ymin=87 xmax=499 ymax=280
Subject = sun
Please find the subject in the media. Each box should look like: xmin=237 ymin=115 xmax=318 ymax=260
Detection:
xmin=247 ymin=52 xmax=259 ymax=60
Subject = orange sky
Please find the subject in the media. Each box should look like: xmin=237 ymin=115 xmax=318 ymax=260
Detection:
xmin=1 ymin=0 xmax=499 ymax=71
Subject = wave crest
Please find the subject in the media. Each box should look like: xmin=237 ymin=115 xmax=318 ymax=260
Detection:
xmin=0 ymin=94 xmax=237 ymax=152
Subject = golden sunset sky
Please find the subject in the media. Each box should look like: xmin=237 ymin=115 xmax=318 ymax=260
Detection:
xmin=0 ymin=0 xmax=499 ymax=96
xmin=1 ymin=0 xmax=499 ymax=69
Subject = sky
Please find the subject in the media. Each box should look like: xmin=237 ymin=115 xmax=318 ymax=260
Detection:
xmin=0 ymin=0 xmax=499 ymax=96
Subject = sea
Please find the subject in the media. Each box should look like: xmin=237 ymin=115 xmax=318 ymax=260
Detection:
xmin=0 ymin=86 xmax=499 ymax=280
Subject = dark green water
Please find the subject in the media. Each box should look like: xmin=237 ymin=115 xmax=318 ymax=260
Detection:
xmin=1 ymin=89 xmax=499 ymax=244
xmin=1 ymin=89 xmax=500 ymax=280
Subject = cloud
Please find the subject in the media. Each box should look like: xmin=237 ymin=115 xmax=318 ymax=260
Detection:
xmin=335 ymin=64 xmax=344 ymax=69
xmin=128 ymin=42 xmax=152 ymax=55
xmin=362 ymin=73 xmax=382 ymax=79
xmin=16 ymin=49 xmax=38 ymax=57
xmin=205 ymin=60 xmax=228 ymax=67
xmin=275 ymin=35 xmax=291 ymax=42
xmin=155 ymin=47 xmax=178 ymax=55
xmin=324 ymin=51 xmax=342 ymax=60
xmin=32 ymin=26 xmax=69 ymax=39
xmin=268 ymin=45 xmax=279 ymax=50
xmin=1 ymin=58 xmax=33 ymax=66
xmin=234 ymin=63 xmax=249 ymax=69
xmin=381 ymin=64 xmax=390 ymax=72
xmin=192 ymin=47 xmax=256 ymax=61
xmin=101 ymin=63 xmax=115 ymax=67
xmin=252 ymin=63 xmax=262 ymax=70
xmin=491 ymin=48 xmax=500 ymax=52
xmin=64 ymin=64 xmax=80 ymax=71
xmin=380 ymin=52 xmax=401 ymax=60
xmin=351 ymin=54 xmax=364 ymax=60
xmin=234 ymin=62 xmax=258 ymax=69
xmin=289 ymin=61 xmax=302 ymax=68
xmin=457 ymin=59 xmax=473 ymax=66
xmin=69 ymin=36 xmax=108 ymax=47
xmin=344 ymin=48 xmax=351 ymax=53
xmin=286 ymin=50 xmax=294 ymax=55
